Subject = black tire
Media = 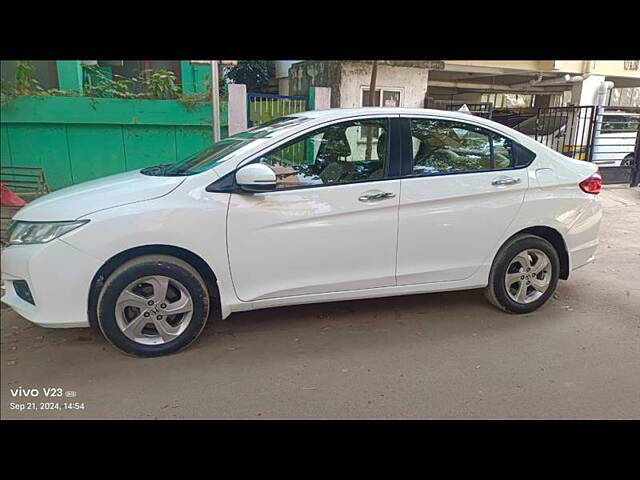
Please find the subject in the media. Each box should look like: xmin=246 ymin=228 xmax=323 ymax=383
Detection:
xmin=621 ymin=154 xmax=634 ymax=167
xmin=484 ymin=234 xmax=560 ymax=314
xmin=97 ymin=255 xmax=210 ymax=357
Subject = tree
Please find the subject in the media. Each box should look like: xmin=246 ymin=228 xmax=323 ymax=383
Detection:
xmin=224 ymin=60 xmax=275 ymax=92
xmin=365 ymin=61 xmax=378 ymax=160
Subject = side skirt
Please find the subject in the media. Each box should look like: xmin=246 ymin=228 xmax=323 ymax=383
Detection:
xmin=224 ymin=266 xmax=491 ymax=316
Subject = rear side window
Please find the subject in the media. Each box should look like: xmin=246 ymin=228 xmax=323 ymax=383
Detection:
xmin=512 ymin=141 xmax=536 ymax=167
xmin=408 ymin=118 xmax=534 ymax=176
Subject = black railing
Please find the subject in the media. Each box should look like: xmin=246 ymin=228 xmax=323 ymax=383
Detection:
xmin=491 ymin=106 xmax=598 ymax=161
xmin=426 ymin=99 xmax=494 ymax=119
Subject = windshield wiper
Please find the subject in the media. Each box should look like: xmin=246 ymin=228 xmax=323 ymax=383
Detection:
xmin=162 ymin=168 xmax=193 ymax=176
xmin=140 ymin=163 xmax=174 ymax=176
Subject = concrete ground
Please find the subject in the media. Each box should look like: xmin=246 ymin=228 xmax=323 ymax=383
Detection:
xmin=1 ymin=186 xmax=639 ymax=419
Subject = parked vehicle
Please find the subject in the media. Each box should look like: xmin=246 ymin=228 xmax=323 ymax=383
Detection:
xmin=592 ymin=111 xmax=639 ymax=167
xmin=1 ymin=108 xmax=603 ymax=357
xmin=516 ymin=110 xmax=639 ymax=166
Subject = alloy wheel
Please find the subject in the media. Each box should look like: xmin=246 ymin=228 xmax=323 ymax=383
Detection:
xmin=504 ymin=249 xmax=552 ymax=304
xmin=114 ymin=275 xmax=193 ymax=345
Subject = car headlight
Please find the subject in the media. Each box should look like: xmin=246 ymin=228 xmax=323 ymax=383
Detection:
xmin=7 ymin=220 xmax=89 ymax=245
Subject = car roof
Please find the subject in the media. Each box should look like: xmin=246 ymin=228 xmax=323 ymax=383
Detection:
xmin=295 ymin=107 xmax=484 ymax=120
xmin=293 ymin=107 xmax=516 ymax=130
xmin=291 ymin=108 xmax=535 ymax=142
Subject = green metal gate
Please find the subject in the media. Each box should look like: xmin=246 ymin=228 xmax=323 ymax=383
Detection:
xmin=247 ymin=93 xmax=308 ymax=127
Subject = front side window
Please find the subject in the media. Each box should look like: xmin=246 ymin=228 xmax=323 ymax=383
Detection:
xmin=257 ymin=119 xmax=389 ymax=189
xmin=409 ymin=118 xmax=519 ymax=176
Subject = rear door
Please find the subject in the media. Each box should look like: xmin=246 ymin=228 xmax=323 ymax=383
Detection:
xmin=226 ymin=116 xmax=402 ymax=301
xmin=396 ymin=116 xmax=531 ymax=285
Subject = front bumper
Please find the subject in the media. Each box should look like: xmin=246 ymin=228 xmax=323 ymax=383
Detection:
xmin=1 ymin=239 xmax=102 ymax=328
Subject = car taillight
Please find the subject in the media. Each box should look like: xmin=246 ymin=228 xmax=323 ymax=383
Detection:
xmin=579 ymin=172 xmax=602 ymax=195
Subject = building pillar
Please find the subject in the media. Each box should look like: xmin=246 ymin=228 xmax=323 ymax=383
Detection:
xmin=566 ymin=75 xmax=606 ymax=159
xmin=309 ymin=86 xmax=331 ymax=110
xmin=56 ymin=61 xmax=84 ymax=93
xmin=570 ymin=75 xmax=605 ymax=106
xmin=228 ymin=83 xmax=247 ymax=135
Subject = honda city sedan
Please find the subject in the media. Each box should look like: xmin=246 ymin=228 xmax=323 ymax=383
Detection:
xmin=1 ymin=108 xmax=603 ymax=356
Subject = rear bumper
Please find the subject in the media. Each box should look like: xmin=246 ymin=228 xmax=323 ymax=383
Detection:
xmin=566 ymin=196 xmax=603 ymax=273
xmin=1 ymin=240 xmax=102 ymax=328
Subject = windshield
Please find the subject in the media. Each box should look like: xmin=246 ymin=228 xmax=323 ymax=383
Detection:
xmin=141 ymin=116 xmax=311 ymax=177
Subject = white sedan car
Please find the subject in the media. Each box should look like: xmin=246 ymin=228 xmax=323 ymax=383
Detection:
xmin=1 ymin=108 xmax=603 ymax=357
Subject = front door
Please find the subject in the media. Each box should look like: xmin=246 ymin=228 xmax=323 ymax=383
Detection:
xmin=227 ymin=116 xmax=401 ymax=302
xmin=396 ymin=116 xmax=529 ymax=285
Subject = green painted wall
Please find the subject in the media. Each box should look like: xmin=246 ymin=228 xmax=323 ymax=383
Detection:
xmin=180 ymin=61 xmax=210 ymax=94
xmin=1 ymin=96 xmax=228 ymax=190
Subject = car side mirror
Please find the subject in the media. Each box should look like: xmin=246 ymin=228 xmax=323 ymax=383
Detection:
xmin=235 ymin=163 xmax=277 ymax=193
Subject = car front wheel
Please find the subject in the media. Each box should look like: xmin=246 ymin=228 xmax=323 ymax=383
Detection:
xmin=97 ymin=255 xmax=210 ymax=357
xmin=485 ymin=234 xmax=560 ymax=314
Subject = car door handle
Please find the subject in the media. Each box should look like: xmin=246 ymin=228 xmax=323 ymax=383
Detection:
xmin=491 ymin=176 xmax=521 ymax=186
xmin=358 ymin=190 xmax=396 ymax=202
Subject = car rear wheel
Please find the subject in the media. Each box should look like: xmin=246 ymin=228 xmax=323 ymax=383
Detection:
xmin=97 ymin=255 xmax=210 ymax=357
xmin=485 ymin=234 xmax=560 ymax=314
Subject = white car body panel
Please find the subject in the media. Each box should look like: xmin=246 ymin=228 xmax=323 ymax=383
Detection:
xmin=396 ymin=172 xmax=528 ymax=284
xmin=0 ymin=108 xmax=602 ymax=328
xmin=13 ymin=170 xmax=186 ymax=221
xmin=227 ymin=179 xmax=401 ymax=301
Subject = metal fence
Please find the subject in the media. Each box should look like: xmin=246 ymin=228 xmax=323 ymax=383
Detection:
xmin=0 ymin=166 xmax=49 ymax=199
xmin=492 ymin=106 xmax=599 ymax=161
xmin=426 ymin=99 xmax=494 ymax=118
xmin=247 ymin=93 xmax=308 ymax=128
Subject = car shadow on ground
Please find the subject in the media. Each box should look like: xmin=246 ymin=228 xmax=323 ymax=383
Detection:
xmin=2 ymin=286 xmax=563 ymax=363
xmin=190 ymin=287 xmax=561 ymax=356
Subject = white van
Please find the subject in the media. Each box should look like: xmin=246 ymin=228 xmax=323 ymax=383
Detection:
xmin=592 ymin=111 xmax=639 ymax=167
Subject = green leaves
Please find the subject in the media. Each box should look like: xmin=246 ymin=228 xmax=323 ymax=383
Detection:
xmin=224 ymin=60 xmax=275 ymax=92
xmin=141 ymin=69 xmax=180 ymax=99
xmin=15 ymin=60 xmax=37 ymax=93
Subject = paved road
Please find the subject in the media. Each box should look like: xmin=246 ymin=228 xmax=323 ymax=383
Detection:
xmin=1 ymin=186 xmax=639 ymax=419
